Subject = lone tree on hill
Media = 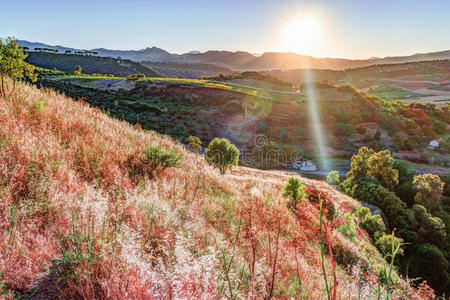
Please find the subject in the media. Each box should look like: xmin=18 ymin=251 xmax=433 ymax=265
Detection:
xmin=73 ymin=65 xmax=82 ymax=76
xmin=0 ymin=37 xmax=37 ymax=96
xmin=205 ymin=138 xmax=239 ymax=174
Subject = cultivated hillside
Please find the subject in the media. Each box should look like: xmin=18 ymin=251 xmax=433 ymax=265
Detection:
xmin=0 ymin=80 xmax=432 ymax=298
xmin=25 ymin=52 xmax=161 ymax=77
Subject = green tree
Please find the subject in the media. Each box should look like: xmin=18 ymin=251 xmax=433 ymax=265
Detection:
xmin=355 ymin=207 xmax=386 ymax=240
xmin=326 ymin=170 xmax=340 ymax=185
xmin=187 ymin=135 xmax=202 ymax=152
xmin=375 ymin=233 xmax=404 ymax=257
xmin=282 ymin=177 xmax=307 ymax=209
xmin=205 ymin=138 xmax=239 ymax=174
xmin=367 ymin=150 xmax=399 ymax=190
xmin=413 ymin=174 xmax=444 ymax=214
xmin=0 ymin=37 xmax=37 ymax=96
xmin=345 ymin=147 xmax=398 ymax=190
xmin=74 ymin=65 xmax=82 ymax=76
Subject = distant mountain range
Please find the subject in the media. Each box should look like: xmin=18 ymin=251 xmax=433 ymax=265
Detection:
xmin=17 ymin=39 xmax=450 ymax=71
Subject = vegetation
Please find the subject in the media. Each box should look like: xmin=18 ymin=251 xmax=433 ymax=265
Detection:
xmin=282 ymin=177 xmax=307 ymax=209
xmin=205 ymin=138 xmax=240 ymax=174
xmin=73 ymin=65 xmax=82 ymax=76
xmin=187 ymin=135 xmax=202 ymax=152
xmin=341 ymin=146 xmax=449 ymax=296
xmin=25 ymin=52 xmax=161 ymax=77
xmin=326 ymin=170 xmax=340 ymax=185
xmin=0 ymin=37 xmax=37 ymax=96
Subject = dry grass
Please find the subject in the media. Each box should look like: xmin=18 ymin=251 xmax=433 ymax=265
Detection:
xmin=0 ymin=79 xmax=433 ymax=299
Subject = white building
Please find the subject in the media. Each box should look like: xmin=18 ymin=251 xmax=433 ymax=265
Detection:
xmin=293 ymin=160 xmax=317 ymax=172
xmin=429 ymin=140 xmax=440 ymax=148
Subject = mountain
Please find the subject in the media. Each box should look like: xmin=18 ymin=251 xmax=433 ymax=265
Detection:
xmin=16 ymin=39 xmax=450 ymax=71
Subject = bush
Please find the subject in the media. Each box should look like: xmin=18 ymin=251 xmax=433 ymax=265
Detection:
xmin=205 ymin=138 xmax=239 ymax=174
xmin=187 ymin=135 xmax=202 ymax=152
xmin=126 ymin=73 xmax=146 ymax=81
xmin=74 ymin=65 xmax=82 ymax=76
xmin=326 ymin=170 xmax=340 ymax=185
xmin=125 ymin=146 xmax=181 ymax=181
xmin=413 ymin=174 xmax=444 ymax=214
xmin=282 ymin=177 xmax=307 ymax=209
xmin=375 ymin=233 xmax=404 ymax=257
xmin=355 ymin=207 xmax=386 ymax=240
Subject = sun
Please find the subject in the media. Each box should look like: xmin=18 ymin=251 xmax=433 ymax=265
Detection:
xmin=281 ymin=15 xmax=322 ymax=55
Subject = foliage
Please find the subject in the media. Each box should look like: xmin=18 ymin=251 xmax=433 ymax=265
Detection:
xmin=413 ymin=174 xmax=444 ymax=215
xmin=126 ymin=73 xmax=146 ymax=81
xmin=187 ymin=135 xmax=202 ymax=152
xmin=354 ymin=207 xmax=386 ymax=240
xmin=125 ymin=146 xmax=181 ymax=180
xmin=205 ymin=138 xmax=239 ymax=174
xmin=326 ymin=170 xmax=340 ymax=185
xmin=345 ymin=147 xmax=398 ymax=190
xmin=375 ymin=233 xmax=404 ymax=257
xmin=73 ymin=65 xmax=82 ymax=76
xmin=0 ymin=37 xmax=37 ymax=95
xmin=282 ymin=177 xmax=307 ymax=209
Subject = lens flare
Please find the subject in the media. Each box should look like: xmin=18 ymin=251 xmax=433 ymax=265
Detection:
xmin=303 ymin=70 xmax=329 ymax=171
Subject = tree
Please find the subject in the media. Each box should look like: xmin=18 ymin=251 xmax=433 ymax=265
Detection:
xmin=345 ymin=147 xmax=398 ymax=190
xmin=0 ymin=37 xmax=37 ymax=96
xmin=355 ymin=207 xmax=386 ymax=240
xmin=73 ymin=65 xmax=82 ymax=76
xmin=205 ymin=138 xmax=239 ymax=174
xmin=282 ymin=177 xmax=307 ymax=209
xmin=187 ymin=135 xmax=202 ymax=152
xmin=413 ymin=174 xmax=444 ymax=215
xmin=326 ymin=170 xmax=340 ymax=185
xmin=367 ymin=150 xmax=399 ymax=190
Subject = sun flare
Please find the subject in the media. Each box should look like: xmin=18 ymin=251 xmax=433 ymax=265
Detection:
xmin=281 ymin=15 xmax=322 ymax=54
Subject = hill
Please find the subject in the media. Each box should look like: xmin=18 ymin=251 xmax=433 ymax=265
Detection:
xmin=17 ymin=39 xmax=450 ymax=71
xmin=37 ymin=75 xmax=450 ymax=174
xmin=267 ymin=59 xmax=450 ymax=106
xmin=140 ymin=61 xmax=235 ymax=78
xmin=25 ymin=52 xmax=162 ymax=77
xmin=0 ymin=79 xmax=433 ymax=298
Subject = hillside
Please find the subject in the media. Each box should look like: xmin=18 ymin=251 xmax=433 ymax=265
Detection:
xmin=267 ymin=60 xmax=450 ymax=106
xmin=37 ymin=76 xmax=450 ymax=174
xmin=0 ymin=79 xmax=433 ymax=298
xmin=140 ymin=61 xmax=235 ymax=78
xmin=17 ymin=40 xmax=450 ymax=71
xmin=25 ymin=52 xmax=161 ymax=77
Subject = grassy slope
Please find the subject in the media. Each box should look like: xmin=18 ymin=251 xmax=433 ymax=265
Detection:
xmin=0 ymin=80 xmax=430 ymax=298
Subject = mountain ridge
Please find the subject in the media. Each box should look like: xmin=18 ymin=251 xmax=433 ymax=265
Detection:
xmin=16 ymin=39 xmax=450 ymax=71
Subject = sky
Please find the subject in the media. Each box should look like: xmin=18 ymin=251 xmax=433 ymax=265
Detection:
xmin=2 ymin=0 xmax=450 ymax=59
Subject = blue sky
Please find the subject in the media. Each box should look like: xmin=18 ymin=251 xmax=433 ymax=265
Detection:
xmin=2 ymin=0 xmax=449 ymax=58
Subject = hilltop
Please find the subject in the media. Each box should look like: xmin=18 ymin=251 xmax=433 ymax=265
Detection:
xmin=0 ymin=79 xmax=432 ymax=298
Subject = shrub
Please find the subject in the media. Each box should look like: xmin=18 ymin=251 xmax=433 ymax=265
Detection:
xmin=125 ymin=146 xmax=181 ymax=181
xmin=326 ymin=170 xmax=340 ymax=185
xmin=205 ymin=138 xmax=239 ymax=174
xmin=355 ymin=207 xmax=386 ymax=240
xmin=73 ymin=65 xmax=82 ymax=76
xmin=282 ymin=177 xmax=306 ymax=209
xmin=126 ymin=73 xmax=146 ymax=81
xmin=187 ymin=135 xmax=202 ymax=152
xmin=375 ymin=233 xmax=404 ymax=257
xmin=413 ymin=174 xmax=444 ymax=214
